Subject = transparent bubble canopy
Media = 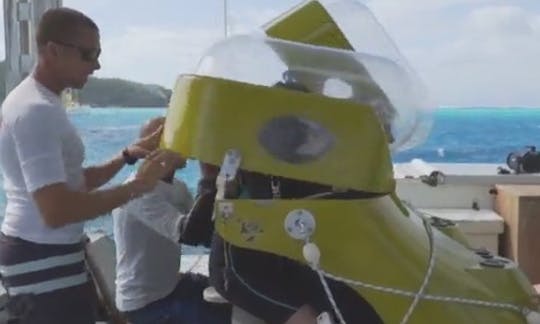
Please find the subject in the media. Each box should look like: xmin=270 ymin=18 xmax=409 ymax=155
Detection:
xmin=195 ymin=1 xmax=434 ymax=151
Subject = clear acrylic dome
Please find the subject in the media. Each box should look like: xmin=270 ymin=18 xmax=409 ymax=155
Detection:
xmin=195 ymin=1 xmax=434 ymax=151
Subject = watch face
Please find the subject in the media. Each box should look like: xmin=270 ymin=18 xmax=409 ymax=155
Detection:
xmin=123 ymin=149 xmax=138 ymax=165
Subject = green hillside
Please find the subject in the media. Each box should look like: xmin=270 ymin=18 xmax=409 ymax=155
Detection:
xmin=0 ymin=61 xmax=172 ymax=107
xmin=79 ymin=77 xmax=172 ymax=107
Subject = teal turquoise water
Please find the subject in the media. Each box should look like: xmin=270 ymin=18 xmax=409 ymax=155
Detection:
xmin=397 ymin=108 xmax=540 ymax=163
xmin=2 ymin=107 xmax=540 ymax=235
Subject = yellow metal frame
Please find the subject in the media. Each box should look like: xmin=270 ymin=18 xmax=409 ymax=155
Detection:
xmin=264 ymin=0 xmax=353 ymax=50
xmin=159 ymin=2 xmax=537 ymax=322
xmin=214 ymin=196 xmax=535 ymax=323
xmin=264 ymin=0 xmax=397 ymax=140
xmin=163 ymin=75 xmax=394 ymax=193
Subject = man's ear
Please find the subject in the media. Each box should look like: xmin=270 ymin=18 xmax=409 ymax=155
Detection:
xmin=44 ymin=41 xmax=60 ymax=59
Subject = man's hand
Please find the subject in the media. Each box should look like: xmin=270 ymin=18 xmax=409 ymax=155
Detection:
xmin=144 ymin=149 xmax=186 ymax=169
xmin=126 ymin=124 xmax=164 ymax=159
xmin=135 ymin=149 xmax=186 ymax=186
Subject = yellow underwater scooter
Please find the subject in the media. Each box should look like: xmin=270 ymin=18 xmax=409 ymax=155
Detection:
xmin=162 ymin=1 xmax=540 ymax=323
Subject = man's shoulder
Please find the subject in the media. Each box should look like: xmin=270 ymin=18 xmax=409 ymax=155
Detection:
xmin=172 ymin=179 xmax=190 ymax=190
xmin=2 ymin=85 xmax=61 ymax=124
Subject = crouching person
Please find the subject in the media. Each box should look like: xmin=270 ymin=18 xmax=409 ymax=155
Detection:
xmin=113 ymin=117 xmax=231 ymax=324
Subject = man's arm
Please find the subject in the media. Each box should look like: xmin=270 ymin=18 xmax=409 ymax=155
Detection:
xmin=178 ymin=187 xmax=216 ymax=247
xmin=178 ymin=163 xmax=219 ymax=247
xmin=11 ymin=105 xmax=183 ymax=228
xmin=34 ymin=179 xmax=151 ymax=228
xmin=83 ymin=152 xmax=125 ymax=191
xmin=83 ymin=126 xmax=163 ymax=191
xmin=34 ymin=150 xmax=185 ymax=228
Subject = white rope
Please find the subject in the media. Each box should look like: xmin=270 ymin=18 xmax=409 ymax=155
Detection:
xmin=310 ymin=212 xmax=437 ymax=324
xmin=319 ymin=270 xmax=522 ymax=314
xmin=224 ymin=196 xmax=527 ymax=322
xmin=400 ymin=214 xmax=436 ymax=323
xmin=316 ymin=269 xmax=347 ymax=324
xmin=227 ymin=244 xmax=298 ymax=311
xmin=312 ymin=203 xmax=525 ymax=322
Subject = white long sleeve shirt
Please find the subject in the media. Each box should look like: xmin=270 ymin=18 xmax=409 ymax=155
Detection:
xmin=113 ymin=174 xmax=193 ymax=312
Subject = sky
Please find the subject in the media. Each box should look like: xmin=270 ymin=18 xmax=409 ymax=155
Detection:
xmin=3 ymin=0 xmax=540 ymax=107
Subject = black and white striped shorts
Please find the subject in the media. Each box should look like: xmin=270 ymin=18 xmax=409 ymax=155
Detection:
xmin=0 ymin=232 xmax=96 ymax=324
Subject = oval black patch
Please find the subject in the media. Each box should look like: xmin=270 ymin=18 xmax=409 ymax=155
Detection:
xmin=258 ymin=115 xmax=335 ymax=164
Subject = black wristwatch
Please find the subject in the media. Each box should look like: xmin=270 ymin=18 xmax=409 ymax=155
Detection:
xmin=122 ymin=148 xmax=138 ymax=165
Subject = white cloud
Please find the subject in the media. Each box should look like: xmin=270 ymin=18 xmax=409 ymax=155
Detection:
xmin=363 ymin=1 xmax=540 ymax=107
xmin=1 ymin=0 xmax=538 ymax=106
xmin=96 ymin=26 xmax=221 ymax=88
xmin=431 ymin=5 xmax=540 ymax=106
xmin=93 ymin=3 xmax=289 ymax=87
xmin=94 ymin=1 xmax=540 ymax=106
xmin=228 ymin=8 xmax=283 ymax=34
xmin=466 ymin=5 xmax=535 ymax=38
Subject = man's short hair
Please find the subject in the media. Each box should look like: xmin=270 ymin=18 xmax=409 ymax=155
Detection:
xmin=36 ymin=7 xmax=99 ymax=48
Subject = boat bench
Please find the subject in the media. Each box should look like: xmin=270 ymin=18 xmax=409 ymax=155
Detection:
xmin=419 ymin=208 xmax=504 ymax=255
xmin=85 ymin=234 xmax=127 ymax=324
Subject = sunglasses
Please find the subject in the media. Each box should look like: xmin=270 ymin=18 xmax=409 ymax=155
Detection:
xmin=54 ymin=40 xmax=101 ymax=62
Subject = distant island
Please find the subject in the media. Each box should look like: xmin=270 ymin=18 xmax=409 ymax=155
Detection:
xmin=0 ymin=61 xmax=172 ymax=108
xmin=79 ymin=77 xmax=172 ymax=108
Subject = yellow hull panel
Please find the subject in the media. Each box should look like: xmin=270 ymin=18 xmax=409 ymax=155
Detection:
xmin=214 ymin=197 xmax=535 ymax=323
xmin=163 ymin=75 xmax=394 ymax=194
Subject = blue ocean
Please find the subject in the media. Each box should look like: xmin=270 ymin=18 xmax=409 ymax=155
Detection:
xmin=2 ymin=107 xmax=540 ymax=235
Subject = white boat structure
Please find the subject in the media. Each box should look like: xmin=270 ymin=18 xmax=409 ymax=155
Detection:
xmin=395 ymin=159 xmax=540 ymax=284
